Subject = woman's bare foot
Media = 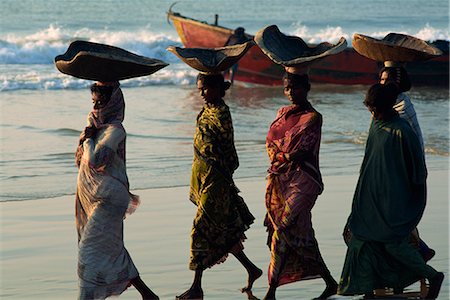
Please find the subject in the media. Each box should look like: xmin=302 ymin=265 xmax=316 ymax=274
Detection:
xmin=241 ymin=267 xmax=263 ymax=292
xmin=312 ymin=281 xmax=338 ymax=299
xmin=176 ymin=287 xmax=204 ymax=300
xmin=143 ymin=289 xmax=159 ymax=300
xmin=426 ymin=272 xmax=444 ymax=299
xmin=243 ymin=289 xmax=261 ymax=300
xmin=130 ymin=276 xmax=159 ymax=300
xmin=263 ymin=286 xmax=276 ymax=300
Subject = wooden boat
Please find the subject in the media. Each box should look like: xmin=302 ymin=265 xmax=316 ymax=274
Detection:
xmin=167 ymin=8 xmax=449 ymax=87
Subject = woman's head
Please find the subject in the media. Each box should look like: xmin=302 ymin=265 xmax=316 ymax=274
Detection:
xmin=196 ymin=73 xmax=231 ymax=104
xmin=364 ymin=83 xmax=399 ymax=118
xmin=90 ymin=81 xmax=124 ymax=126
xmin=283 ymin=72 xmax=311 ymax=105
xmin=379 ymin=66 xmax=411 ymax=93
xmin=90 ymin=83 xmax=114 ymax=109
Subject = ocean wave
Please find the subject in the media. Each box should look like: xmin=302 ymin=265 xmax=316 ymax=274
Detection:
xmin=2 ymin=24 xmax=448 ymax=66
xmin=1 ymin=24 xmax=448 ymax=92
xmin=0 ymin=65 xmax=198 ymax=91
xmin=6 ymin=125 xmax=80 ymax=136
xmin=290 ymin=23 xmax=449 ymax=44
xmin=50 ymin=128 xmax=81 ymax=135
xmin=291 ymin=25 xmax=350 ymax=44
xmin=369 ymin=24 xmax=450 ymax=42
xmin=0 ymin=25 xmax=182 ymax=65
xmin=127 ymin=133 xmax=192 ymax=141
xmin=0 ymin=25 xmax=199 ymax=91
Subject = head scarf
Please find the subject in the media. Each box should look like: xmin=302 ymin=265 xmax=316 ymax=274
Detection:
xmin=379 ymin=66 xmax=411 ymax=93
xmin=90 ymin=81 xmax=124 ymax=128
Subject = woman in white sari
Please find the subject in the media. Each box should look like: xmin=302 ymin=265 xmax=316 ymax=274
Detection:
xmin=75 ymin=81 xmax=158 ymax=300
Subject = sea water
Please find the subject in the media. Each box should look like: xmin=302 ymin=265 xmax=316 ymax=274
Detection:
xmin=0 ymin=0 xmax=448 ymax=202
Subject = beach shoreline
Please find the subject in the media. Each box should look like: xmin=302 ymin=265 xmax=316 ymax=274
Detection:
xmin=1 ymin=1 xmax=449 ymax=299
xmin=1 ymin=170 xmax=448 ymax=299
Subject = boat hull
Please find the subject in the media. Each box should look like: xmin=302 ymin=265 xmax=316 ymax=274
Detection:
xmin=168 ymin=11 xmax=449 ymax=87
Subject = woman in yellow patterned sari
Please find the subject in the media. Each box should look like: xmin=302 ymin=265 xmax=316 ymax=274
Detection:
xmin=177 ymin=73 xmax=262 ymax=300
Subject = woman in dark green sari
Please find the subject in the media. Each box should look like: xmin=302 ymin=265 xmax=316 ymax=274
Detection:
xmin=176 ymin=73 xmax=262 ymax=300
xmin=337 ymin=83 xmax=444 ymax=299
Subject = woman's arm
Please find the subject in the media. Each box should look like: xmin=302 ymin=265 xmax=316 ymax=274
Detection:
xmin=75 ymin=126 xmax=97 ymax=167
xmin=402 ymin=125 xmax=427 ymax=199
xmin=208 ymin=107 xmax=239 ymax=173
xmin=83 ymin=126 xmax=125 ymax=171
xmin=275 ymin=115 xmax=321 ymax=164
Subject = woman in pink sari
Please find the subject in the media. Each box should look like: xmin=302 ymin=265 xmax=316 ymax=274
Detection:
xmin=263 ymin=72 xmax=337 ymax=300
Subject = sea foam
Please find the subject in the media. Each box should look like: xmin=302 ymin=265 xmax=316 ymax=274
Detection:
xmin=0 ymin=24 xmax=448 ymax=92
xmin=290 ymin=23 xmax=449 ymax=44
xmin=0 ymin=25 xmax=182 ymax=65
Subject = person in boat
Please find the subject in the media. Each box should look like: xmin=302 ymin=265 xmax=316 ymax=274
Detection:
xmin=225 ymin=27 xmax=249 ymax=46
xmin=75 ymin=81 xmax=159 ymax=300
xmin=337 ymin=83 xmax=444 ymax=299
xmin=224 ymin=27 xmax=251 ymax=84
xmin=263 ymin=69 xmax=338 ymax=300
xmin=176 ymin=73 xmax=262 ymax=300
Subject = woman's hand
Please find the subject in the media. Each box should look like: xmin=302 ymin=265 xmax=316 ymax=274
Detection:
xmin=275 ymin=152 xmax=288 ymax=163
xmin=84 ymin=126 xmax=97 ymax=139
xmin=79 ymin=126 xmax=97 ymax=144
xmin=75 ymin=144 xmax=84 ymax=167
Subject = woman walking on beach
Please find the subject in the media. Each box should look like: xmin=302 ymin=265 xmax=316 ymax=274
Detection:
xmin=379 ymin=64 xmax=424 ymax=151
xmin=379 ymin=63 xmax=436 ymax=271
xmin=75 ymin=82 xmax=159 ymax=300
xmin=337 ymin=83 xmax=444 ymax=299
xmin=176 ymin=73 xmax=262 ymax=299
xmin=263 ymin=71 xmax=338 ymax=300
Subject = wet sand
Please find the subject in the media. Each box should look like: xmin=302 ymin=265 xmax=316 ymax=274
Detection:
xmin=1 ymin=170 xmax=448 ymax=299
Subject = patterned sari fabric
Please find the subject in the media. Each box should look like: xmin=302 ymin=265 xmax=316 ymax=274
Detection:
xmin=75 ymin=83 xmax=140 ymax=299
xmin=189 ymin=99 xmax=255 ymax=270
xmin=265 ymin=104 xmax=327 ymax=287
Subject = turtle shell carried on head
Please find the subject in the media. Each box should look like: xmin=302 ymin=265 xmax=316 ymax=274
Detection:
xmin=166 ymin=41 xmax=254 ymax=74
xmin=352 ymin=33 xmax=443 ymax=62
xmin=55 ymin=40 xmax=169 ymax=81
xmin=254 ymin=24 xmax=347 ymax=68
